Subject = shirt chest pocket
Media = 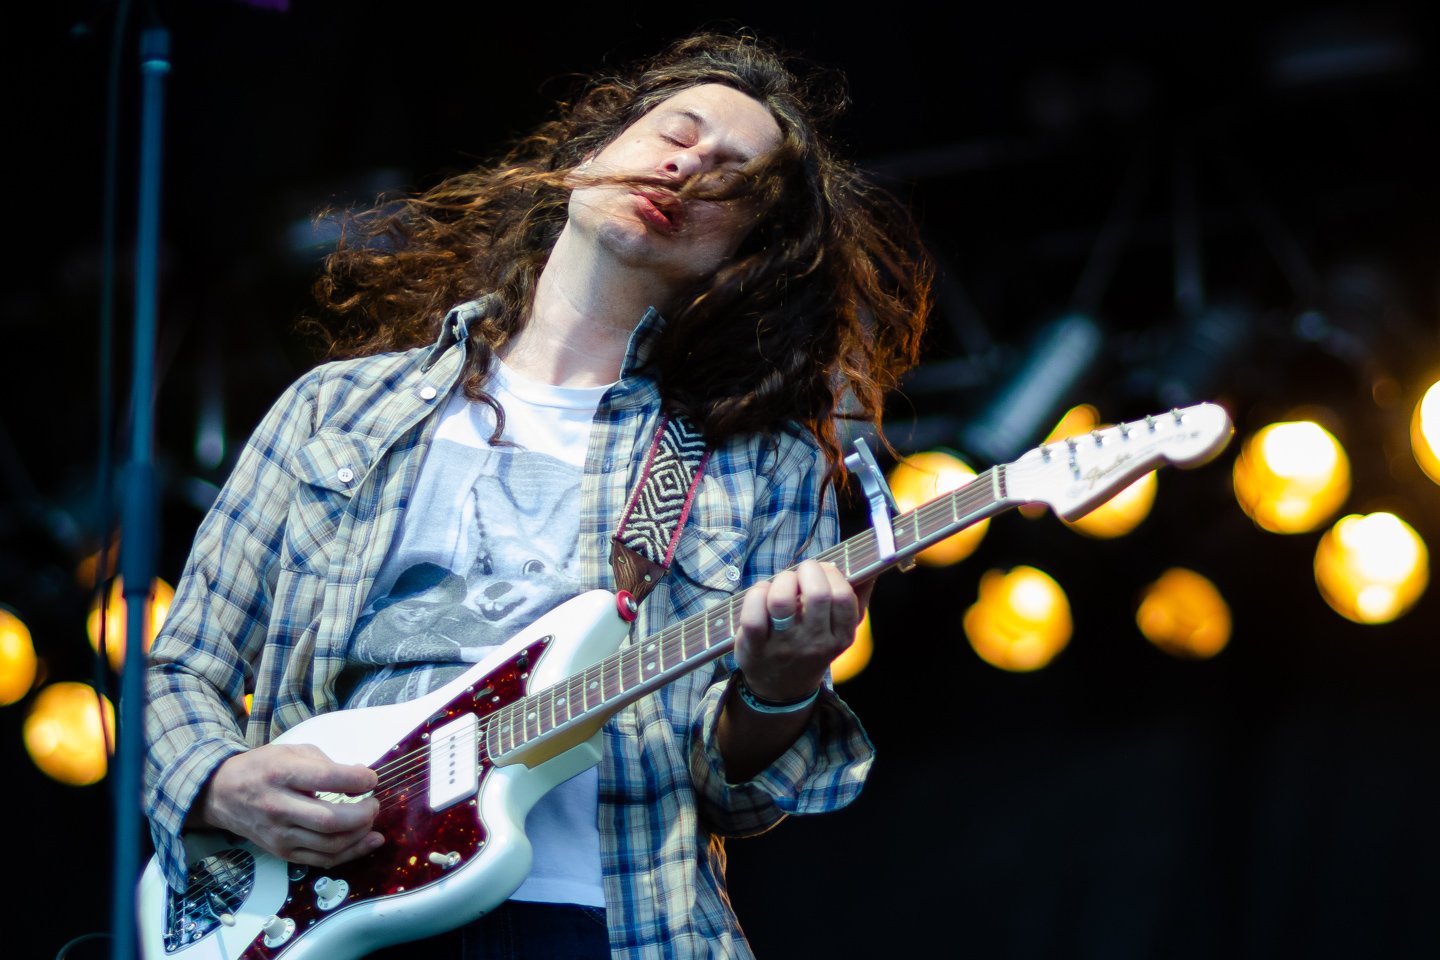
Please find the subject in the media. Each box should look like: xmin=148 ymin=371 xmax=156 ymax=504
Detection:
xmin=280 ymin=430 xmax=377 ymax=575
xmin=665 ymin=473 xmax=753 ymax=613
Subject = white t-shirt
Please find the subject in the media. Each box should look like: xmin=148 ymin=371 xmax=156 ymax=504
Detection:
xmin=344 ymin=359 xmax=611 ymax=906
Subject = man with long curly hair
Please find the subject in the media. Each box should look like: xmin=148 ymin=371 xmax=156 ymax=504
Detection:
xmin=144 ymin=32 xmax=930 ymax=959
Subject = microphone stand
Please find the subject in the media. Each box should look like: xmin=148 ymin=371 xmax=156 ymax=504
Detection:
xmin=111 ymin=26 xmax=169 ymax=960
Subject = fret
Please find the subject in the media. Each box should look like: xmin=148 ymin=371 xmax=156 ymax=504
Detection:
xmin=906 ymin=506 xmax=922 ymax=552
xmin=563 ymin=676 xmax=581 ymax=724
xmin=616 ymin=650 xmax=632 ymax=699
xmin=523 ymin=697 xmax=539 ymax=745
xmin=498 ymin=705 xmax=515 ymax=759
xmin=635 ymin=645 xmax=651 ymax=687
xmin=510 ymin=700 xmax=525 ymax=751
xmin=558 ymin=681 xmax=570 ymax=725
xmin=854 ymin=533 xmax=876 ymax=574
xmin=585 ymin=663 xmax=602 ymax=711
xmin=678 ymin=617 xmax=692 ymax=662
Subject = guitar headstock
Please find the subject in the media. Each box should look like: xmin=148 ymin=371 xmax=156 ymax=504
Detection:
xmin=1005 ymin=402 xmax=1233 ymax=521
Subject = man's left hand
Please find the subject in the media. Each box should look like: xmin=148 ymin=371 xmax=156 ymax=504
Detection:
xmin=735 ymin=559 xmax=873 ymax=702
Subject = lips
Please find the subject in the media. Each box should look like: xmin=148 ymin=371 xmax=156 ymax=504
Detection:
xmin=634 ymin=190 xmax=683 ymax=232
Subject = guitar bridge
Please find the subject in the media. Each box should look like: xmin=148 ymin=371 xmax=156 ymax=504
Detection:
xmin=163 ymin=849 xmax=256 ymax=952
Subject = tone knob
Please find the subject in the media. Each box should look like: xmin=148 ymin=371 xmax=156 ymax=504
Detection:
xmin=261 ymin=915 xmax=295 ymax=947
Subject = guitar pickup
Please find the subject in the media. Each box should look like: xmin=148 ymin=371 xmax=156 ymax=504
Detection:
xmin=428 ymin=713 xmax=479 ymax=811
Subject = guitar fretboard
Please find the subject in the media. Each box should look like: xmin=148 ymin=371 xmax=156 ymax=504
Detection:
xmin=482 ymin=466 xmax=1012 ymax=760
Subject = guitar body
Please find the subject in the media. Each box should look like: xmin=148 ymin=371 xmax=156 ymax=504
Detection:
xmin=138 ymin=589 xmax=632 ymax=960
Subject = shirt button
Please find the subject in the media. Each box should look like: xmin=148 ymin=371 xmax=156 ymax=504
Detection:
xmin=419 ymin=385 xmax=438 ymax=401
xmin=603 ymin=459 xmax=613 ymax=471
xmin=725 ymin=565 xmax=741 ymax=583
xmin=336 ymin=467 xmax=355 ymax=484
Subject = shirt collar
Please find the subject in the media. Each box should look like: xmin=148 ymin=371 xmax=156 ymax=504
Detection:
xmin=620 ymin=306 xmax=666 ymax=379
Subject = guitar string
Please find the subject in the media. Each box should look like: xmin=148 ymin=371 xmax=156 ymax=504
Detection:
xmin=460 ymin=415 xmax=1192 ymax=782
xmin=177 ymin=471 xmax=1008 ymax=900
xmin=359 ymin=552 xmax=792 ymax=813
xmin=361 ymin=589 xmax=758 ymax=815
xmin=178 ymin=424 xmax=1197 ymax=899
xmin=179 ymin=427 xmax=1189 ymax=905
xmin=359 ymin=474 xmax=1001 ymax=814
xmin=303 ymin=431 xmax=1147 ymax=788
xmin=328 ymin=603 xmax=732 ymax=816
xmin=349 ymin=474 xmax=1001 ymax=813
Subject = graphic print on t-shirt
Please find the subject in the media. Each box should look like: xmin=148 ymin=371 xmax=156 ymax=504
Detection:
xmin=345 ymin=442 xmax=582 ymax=708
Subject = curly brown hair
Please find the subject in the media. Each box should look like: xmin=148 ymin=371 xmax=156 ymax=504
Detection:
xmin=308 ymin=31 xmax=932 ymax=478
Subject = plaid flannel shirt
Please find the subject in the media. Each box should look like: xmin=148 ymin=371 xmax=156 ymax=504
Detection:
xmin=144 ymin=305 xmax=875 ymax=958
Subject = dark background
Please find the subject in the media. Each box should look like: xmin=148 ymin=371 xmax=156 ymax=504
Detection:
xmin=5 ymin=2 xmax=1440 ymax=957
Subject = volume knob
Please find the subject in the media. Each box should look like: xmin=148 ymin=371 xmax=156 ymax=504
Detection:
xmin=313 ymin=875 xmax=350 ymax=911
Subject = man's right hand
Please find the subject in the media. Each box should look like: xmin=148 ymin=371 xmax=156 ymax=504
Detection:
xmin=192 ymin=743 xmax=384 ymax=867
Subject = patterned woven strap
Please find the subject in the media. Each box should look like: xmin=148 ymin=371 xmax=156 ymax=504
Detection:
xmin=610 ymin=414 xmax=710 ymax=604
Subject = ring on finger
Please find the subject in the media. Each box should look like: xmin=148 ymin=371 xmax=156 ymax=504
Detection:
xmin=769 ymin=613 xmax=796 ymax=633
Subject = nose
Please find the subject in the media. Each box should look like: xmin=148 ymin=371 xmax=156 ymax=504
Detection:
xmin=661 ymin=147 xmax=706 ymax=181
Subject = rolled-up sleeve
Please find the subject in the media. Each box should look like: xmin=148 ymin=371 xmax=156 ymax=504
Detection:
xmin=685 ymin=430 xmax=876 ymax=837
xmin=689 ymin=681 xmax=873 ymax=836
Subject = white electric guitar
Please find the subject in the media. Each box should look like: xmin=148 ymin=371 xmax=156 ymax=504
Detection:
xmin=138 ymin=403 xmax=1232 ymax=959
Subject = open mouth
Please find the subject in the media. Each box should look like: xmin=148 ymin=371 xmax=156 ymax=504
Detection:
xmin=635 ymin=191 xmax=683 ymax=232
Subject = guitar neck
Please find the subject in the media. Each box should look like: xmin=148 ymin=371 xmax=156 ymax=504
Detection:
xmin=483 ymin=467 xmax=1014 ymax=761
xmin=814 ymin=465 xmax=1012 ymax=581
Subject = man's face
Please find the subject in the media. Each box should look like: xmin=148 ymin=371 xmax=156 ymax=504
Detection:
xmin=567 ymin=83 xmax=783 ymax=290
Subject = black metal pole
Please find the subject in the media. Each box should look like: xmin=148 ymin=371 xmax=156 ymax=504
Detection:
xmin=111 ymin=26 xmax=169 ymax=960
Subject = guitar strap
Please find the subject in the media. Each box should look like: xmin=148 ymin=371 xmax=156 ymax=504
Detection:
xmin=609 ymin=413 xmax=710 ymax=605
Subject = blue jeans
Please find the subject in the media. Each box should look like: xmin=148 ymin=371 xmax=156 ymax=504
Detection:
xmin=367 ymin=900 xmax=610 ymax=959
